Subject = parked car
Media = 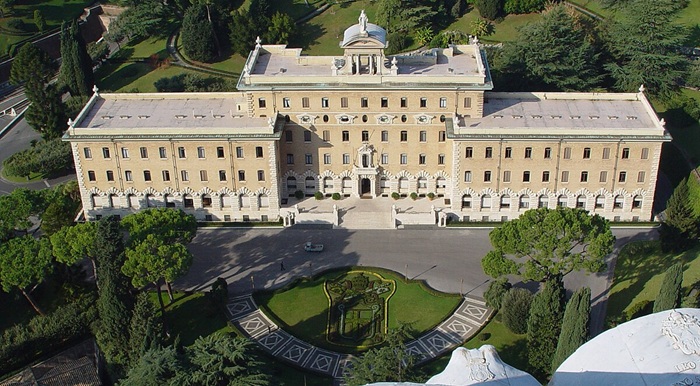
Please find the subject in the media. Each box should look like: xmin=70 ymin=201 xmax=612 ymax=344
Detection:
xmin=304 ymin=242 xmax=324 ymax=252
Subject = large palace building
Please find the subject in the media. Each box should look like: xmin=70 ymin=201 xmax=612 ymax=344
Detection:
xmin=64 ymin=11 xmax=671 ymax=224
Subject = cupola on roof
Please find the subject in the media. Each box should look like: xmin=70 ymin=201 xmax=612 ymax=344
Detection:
xmin=340 ymin=10 xmax=387 ymax=48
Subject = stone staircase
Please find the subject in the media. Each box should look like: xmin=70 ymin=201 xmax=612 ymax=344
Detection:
xmin=337 ymin=209 xmax=394 ymax=229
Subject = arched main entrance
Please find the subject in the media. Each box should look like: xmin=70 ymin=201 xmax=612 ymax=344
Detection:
xmin=361 ymin=178 xmax=371 ymax=196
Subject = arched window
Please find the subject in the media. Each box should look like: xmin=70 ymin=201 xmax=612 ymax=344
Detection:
xmin=259 ymin=194 xmax=269 ymax=208
xmin=165 ymin=194 xmax=176 ymax=208
xmin=462 ymin=194 xmax=472 ymax=209
xmin=379 ymin=177 xmax=389 ymax=194
xmin=342 ymin=177 xmax=352 ymax=194
xmin=595 ymin=195 xmax=605 ymax=209
xmin=417 ymin=177 xmax=428 ymax=192
xmin=538 ymin=195 xmax=548 ymax=208
xmin=398 ymin=177 xmax=409 ymax=193
xmin=500 ymin=194 xmax=510 ymax=209
xmin=481 ymin=195 xmax=492 ymax=209
xmin=107 ymin=194 xmax=116 ymax=208
xmin=201 ymin=194 xmax=212 ymax=208
xmin=576 ymin=195 xmax=586 ymax=209
xmin=557 ymin=195 xmax=567 ymax=207
xmin=323 ymin=177 xmax=333 ymax=192
xmin=519 ymin=195 xmax=529 ymax=209
xmin=632 ymin=195 xmax=642 ymax=209
xmin=240 ymin=194 xmax=251 ymax=208
xmin=183 ymin=194 xmax=194 ymax=208
xmin=436 ymin=177 xmax=446 ymax=194
xmin=305 ymin=176 xmax=316 ymax=195
xmin=145 ymin=193 xmax=155 ymax=208
xmin=220 ymin=194 xmax=231 ymax=208
xmin=91 ymin=194 xmax=102 ymax=209
xmin=286 ymin=177 xmax=297 ymax=197
xmin=614 ymin=195 xmax=624 ymax=209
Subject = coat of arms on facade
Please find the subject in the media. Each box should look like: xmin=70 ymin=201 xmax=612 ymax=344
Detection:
xmin=662 ymin=311 xmax=700 ymax=356
xmin=462 ymin=348 xmax=495 ymax=382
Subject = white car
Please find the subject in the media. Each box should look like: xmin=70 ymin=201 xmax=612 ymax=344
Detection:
xmin=304 ymin=242 xmax=324 ymax=252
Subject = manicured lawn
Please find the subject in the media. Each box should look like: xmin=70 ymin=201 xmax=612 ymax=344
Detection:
xmin=270 ymin=0 xmax=326 ymax=21
xmin=0 ymin=168 xmax=45 ymax=183
xmin=255 ymin=267 xmax=461 ymax=354
xmin=605 ymin=241 xmax=700 ymax=326
xmin=567 ymin=0 xmax=612 ymax=18
xmin=96 ymin=62 xmax=204 ymax=93
xmin=653 ymin=89 xmax=700 ymax=164
xmin=445 ymin=9 xmax=542 ymax=43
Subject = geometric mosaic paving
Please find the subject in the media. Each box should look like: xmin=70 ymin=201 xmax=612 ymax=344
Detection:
xmin=226 ymin=294 xmax=493 ymax=379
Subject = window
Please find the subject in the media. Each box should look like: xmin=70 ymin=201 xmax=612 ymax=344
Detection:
xmin=321 ymin=97 xmax=329 ymax=108
xmin=419 ymin=154 xmax=426 ymax=165
xmin=439 ymin=131 xmax=446 ymax=142
xmin=619 ymin=171 xmax=627 ymax=182
xmin=519 ymin=195 xmax=530 ymax=209
xmin=257 ymin=170 xmax=265 ymax=181
xmin=503 ymin=170 xmax=511 ymax=182
xmin=253 ymin=147 xmax=262 ymax=158
xmin=462 ymin=195 xmax=472 ymax=208
xmin=144 ymin=170 xmax=151 ymax=181
xmin=219 ymin=170 xmax=226 ymax=181
xmin=125 ymin=170 xmax=133 ymax=181
xmin=504 ymin=147 xmax=512 ymax=158
xmin=580 ymin=171 xmax=588 ymax=182
xmin=362 ymin=131 xmax=369 ymax=141
xmin=500 ymin=195 xmax=510 ymax=208
xmin=217 ymin=147 xmax=224 ymax=158
xmin=599 ymin=170 xmax=608 ymax=182
xmin=561 ymin=171 xmax=569 ymax=183
xmin=465 ymin=147 xmax=473 ymax=158
xmin=258 ymin=98 xmax=266 ymax=108
xmin=523 ymin=171 xmax=530 ymax=182
xmin=162 ymin=170 xmax=170 ymax=181
xmin=418 ymin=131 xmax=426 ymax=142
xmin=484 ymin=171 xmax=492 ymax=182
xmin=83 ymin=147 xmax=92 ymax=159
xmin=622 ymin=147 xmax=630 ymax=159
xmin=342 ymin=131 xmax=349 ymax=142
xmin=632 ymin=195 xmax=642 ymax=209
xmin=577 ymin=195 xmax=586 ymax=209
xmin=381 ymin=153 xmax=388 ymax=164
xmin=324 ymin=153 xmax=331 ymax=164
xmin=420 ymin=98 xmax=427 ymax=108
xmin=200 ymin=170 xmax=208 ymax=181
xmin=102 ymin=147 xmax=110 ymax=158
xmin=178 ymin=147 xmax=186 ymax=158
xmin=302 ymin=97 xmax=309 ymax=108
xmin=539 ymin=195 xmax=549 ymax=208
xmin=524 ymin=147 xmax=532 ymax=159
xmin=583 ymin=147 xmax=591 ymax=159
xmin=304 ymin=131 xmax=311 ymax=142
xmin=138 ymin=147 xmax=148 ymax=159
xmin=401 ymin=97 xmax=408 ymax=108
xmin=400 ymin=153 xmax=407 ymax=164
xmin=236 ymin=147 xmax=244 ymax=158
xmin=381 ymin=130 xmax=389 ymax=142
xmin=439 ymin=97 xmax=447 ymax=108
xmin=544 ymin=147 xmax=552 ymax=159
xmin=287 ymin=154 xmax=295 ymax=165
xmin=563 ymin=147 xmax=571 ymax=159
xmin=181 ymin=170 xmax=190 ymax=181
xmin=106 ymin=170 xmax=114 ymax=181
xmin=88 ymin=171 xmax=96 ymax=181
xmin=323 ymin=130 xmax=330 ymax=141
xmin=159 ymin=147 xmax=167 ymax=158
xmin=481 ymin=196 xmax=492 ymax=209
xmin=381 ymin=97 xmax=388 ymax=108
xmin=438 ymin=154 xmax=445 ymax=165
xmin=464 ymin=171 xmax=472 ymax=182
xmin=400 ymin=131 xmax=408 ymax=142
xmin=343 ymin=154 xmax=350 ymax=164
xmin=282 ymin=97 xmax=290 ymax=108
xmin=595 ymin=195 xmax=605 ymax=209
xmin=184 ymin=195 xmax=194 ymax=208
xmin=305 ymin=153 xmax=313 ymax=165
xmin=202 ymin=195 xmax=212 ymax=208
xmin=464 ymin=97 xmax=472 ymax=108
xmin=340 ymin=97 xmax=348 ymax=108
xmin=485 ymin=147 xmax=493 ymax=158
xmin=238 ymin=170 xmax=245 ymax=181
xmin=285 ymin=131 xmax=293 ymax=142
xmin=121 ymin=147 xmax=129 ymax=158
xmin=614 ymin=195 xmax=624 ymax=209
xmin=558 ymin=195 xmax=568 ymax=207
xmin=638 ymin=171 xmax=646 ymax=183
xmin=542 ymin=171 xmax=550 ymax=182
xmin=602 ymin=147 xmax=610 ymax=159
xmin=361 ymin=97 xmax=368 ymax=108
xmin=197 ymin=147 xmax=205 ymax=158
xmin=641 ymin=148 xmax=649 ymax=159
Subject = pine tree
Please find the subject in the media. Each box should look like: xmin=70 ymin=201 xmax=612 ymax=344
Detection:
xmin=181 ymin=5 xmax=217 ymax=62
xmin=94 ymin=216 xmax=134 ymax=369
xmin=551 ymin=287 xmax=591 ymax=372
xmin=527 ymin=277 xmax=565 ymax=377
xmin=660 ymin=179 xmax=699 ymax=252
xmin=654 ymin=262 xmax=684 ymax=313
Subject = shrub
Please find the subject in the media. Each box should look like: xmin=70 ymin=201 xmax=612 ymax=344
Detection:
xmin=478 ymin=332 xmax=490 ymax=341
xmin=625 ymin=300 xmax=653 ymax=321
xmin=484 ymin=278 xmax=511 ymax=310
xmin=475 ymin=0 xmax=502 ymax=20
xmin=294 ymin=190 xmax=304 ymax=200
xmin=500 ymin=288 xmax=533 ymax=334
xmin=7 ymin=19 xmax=27 ymax=32
xmin=314 ymin=191 xmax=323 ymax=200
xmin=207 ymin=277 xmax=229 ymax=315
xmin=427 ymin=192 xmax=435 ymax=200
xmin=332 ymin=193 xmax=341 ymax=200
xmin=391 ymin=192 xmax=400 ymax=200
xmin=654 ymin=262 xmax=683 ymax=312
xmin=410 ymin=192 xmax=418 ymax=200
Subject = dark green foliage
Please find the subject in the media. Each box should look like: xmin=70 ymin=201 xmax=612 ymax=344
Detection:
xmin=625 ymin=299 xmax=654 ymax=321
xmin=94 ymin=216 xmax=133 ymax=368
xmin=23 ymin=84 xmax=67 ymax=139
xmin=344 ymin=327 xmax=419 ymax=385
xmin=121 ymin=208 xmax=197 ymax=245
xmin=229 ymin=10 xmax=256 ymax=57
xmin=527 ymin=278 xmax=565 ymax=377
xmin=604 ymin=0 xmax=689 ymax=97
xmin=484 ymin=277 xmax=511 ymax=310
xmin=332 ymin=193 xmax=341 ymax=200
xmin=40 ymin=188 xmax=80 ymax=235
xmin=59 ymin=21 xmax=94 ymax=97
xmin=87 ymin=41 xmax=109 ymax=64
xmin=663 ymin=93 xmax=700 ymax=127
xmin=7 ymin=18 xmax=25 ymax=31
xmin=181 ymin=5 xmax=217 ymax=62
xmin=503 ymin=0 xmax=544 ymax=14
xmin=106 ymin=0 xmax=173 ymax=42
xmin=128 ymin=293 xmax=163 ymax=366
xmin=376 ymin=0 xmax=437 ymax=35
xmin=120 ymin=345 xmax=185 ymax=386
xmin=482 ymin=207 xmax=614 ymax=282
xmin=496 ymin=5 xmax=601 ymax=91
xmin=248 ymin=0 xmax=273 ymax=36
xmin=206 ymin=277 xmax=228 ymax=316
xmin=3 ymin=139 xmax=73 ymax=178
xmin=0 ymin=292 xmax=97 ymax=375
xmin=654 ymin=262 xmax=684 ymax=312
xmin=500 ymin=288 xmax=533 ymax=334
xmin=266 ymin=12 xmax=295 ymax=44
xmin=475 ymin=0 xmax=501 ymax=20
xmin=552 ymin=287 xmax=591 ymax=372
xmin=154 ymin=73 xmax=234 ymax=92
xmin=33 ymin=10 xmax=46 ymax=32
xmin=0 ymin=236 xmax=53 ymax=315
xmin=0 ymin=188 xmax=43 ymax=239
xmin=294 ymin=190 xmax=304 ymax=200
xmin=660 ymin=179 xmax=699 ymax=252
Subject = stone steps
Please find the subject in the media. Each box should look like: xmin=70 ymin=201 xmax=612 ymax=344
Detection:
xmin=337 ymin=211 xmax=394 ymax=229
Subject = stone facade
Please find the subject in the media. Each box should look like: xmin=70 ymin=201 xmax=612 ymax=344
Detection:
xmin=64 ymin=13 xmax=670 ymax=222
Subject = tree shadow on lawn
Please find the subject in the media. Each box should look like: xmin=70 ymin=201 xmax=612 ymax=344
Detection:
xmin=97 ymin=62 xmax=154 ymax=92
xmin=290 ymin=22 xmax=325 ymax=51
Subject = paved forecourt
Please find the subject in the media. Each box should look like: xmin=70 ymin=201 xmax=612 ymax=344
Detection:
xmin=226 ymin=294 xmax=493 ymax=379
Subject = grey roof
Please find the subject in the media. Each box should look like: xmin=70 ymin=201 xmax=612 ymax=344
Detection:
xmin=341 ymin=23 xmax=387 ymax=47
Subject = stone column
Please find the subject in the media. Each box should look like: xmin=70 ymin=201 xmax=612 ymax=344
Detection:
xmin=356 ymin=55 xmax=361 ymax=74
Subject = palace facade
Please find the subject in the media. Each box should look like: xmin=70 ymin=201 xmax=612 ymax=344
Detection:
xmin=64 ymin=11 xmax=670 ymax=223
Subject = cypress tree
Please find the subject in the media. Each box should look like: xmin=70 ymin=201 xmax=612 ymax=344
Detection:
xmin=128 ymin=292 xmax=162 ymax=366
xmin=551 ymin=287 xmax=591 ymax=372
xmin=94 ymin=216 xmax=134 ymax=370
xmin=59 ymin=21 xmax=94 ymax=96
xmin=660 ymin=179 xmax=699 ymax=252
xmin=654 ymin=262 xmax=684 ymax=313
xmin=500 ymin=288 xmax=533 ymax=334
xmin=527 ymin=277 xmax=565 ymax=377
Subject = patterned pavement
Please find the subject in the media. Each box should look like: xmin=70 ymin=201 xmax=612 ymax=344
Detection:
xmin=227 ymin=294 xmax=493 ymax=380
